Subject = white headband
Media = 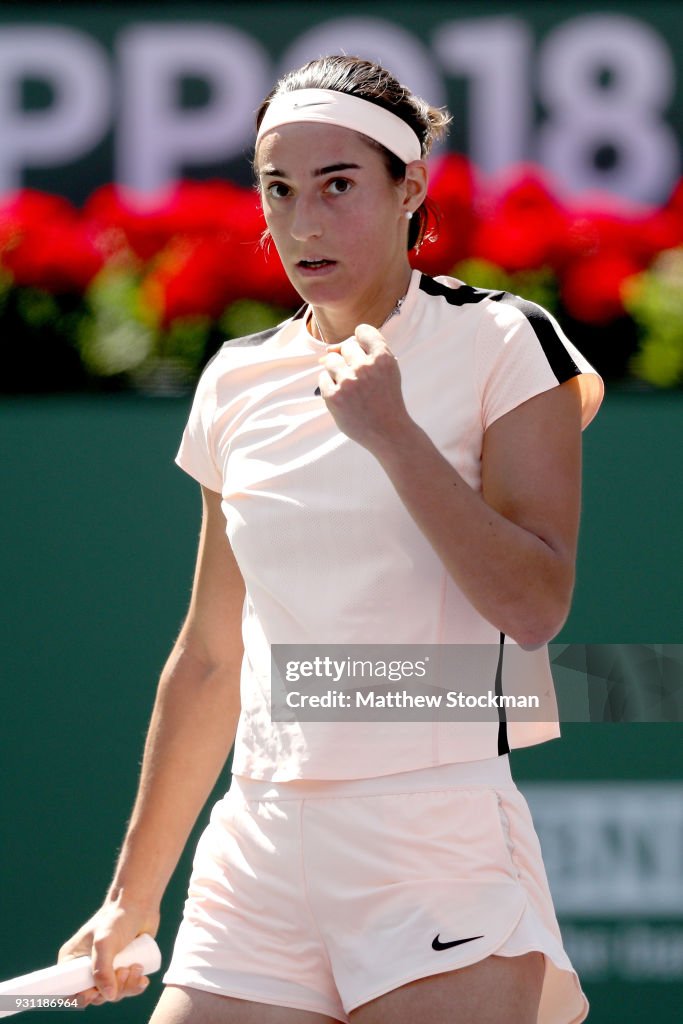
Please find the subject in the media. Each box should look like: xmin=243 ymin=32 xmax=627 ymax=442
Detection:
xmin=256 ymin=88 xmax=422 ymax=164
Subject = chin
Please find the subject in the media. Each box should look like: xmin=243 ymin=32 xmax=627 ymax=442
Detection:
xmin=291 ymin=274 xmax=347 ymax=307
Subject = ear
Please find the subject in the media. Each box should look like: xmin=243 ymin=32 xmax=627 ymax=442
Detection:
xmin=401 ymin=160 xmax=428 ymax=216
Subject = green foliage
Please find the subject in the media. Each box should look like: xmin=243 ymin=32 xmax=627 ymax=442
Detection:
xmin=75 ymin=283 xmax=291 ymax=393
xmin=161 ymin=316 xmax=211 ymax=365
xmin=15 ymin=287 xmax=60 ymax=329
xmin=623 ymin=249 xmax=683 ymax=388
xmin=78 ymin=268 xmax=154 ymax=376
xmin=130 ymin=316 xmax=212 ymax=395
xmin=220 ymin=299 xmax=293 ymax=340
xmin=0 ymin=267 xmax=12 ymax=314
xmin=79 ymin=270 xmax=214 ymax=392
xmin=452 ymin=259 xmax=560 ymax=313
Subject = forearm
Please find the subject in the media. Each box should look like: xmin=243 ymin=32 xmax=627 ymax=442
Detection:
xmin=105 ymin=640 xmax=241 ymax=912
xmin=374 ymin=422 xmax=573 ymax=645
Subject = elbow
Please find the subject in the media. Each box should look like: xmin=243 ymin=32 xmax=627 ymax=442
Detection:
xmin=508 ymin=574 xmax=575 ymax=649
xmin=509 ymin=615 xmax=566 ymax=649
xmin=512 ymin=620 xmax=564 ymax=650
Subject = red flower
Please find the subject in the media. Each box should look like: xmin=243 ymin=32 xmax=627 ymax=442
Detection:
xmin=141 ymin=237 xmax=235 ymax=325
xmin=412 ymin=154 xmax=477 ymax=275
xmin=243 ymin=238 xmax=301 ymax=309
xmin=561 ymin=185 xmax=683 ymax=265
xmin=632 ymin=208 xmax=683 ymax=265
xmin=88 ymin=179 xmax=299 ymax=323
xmin=84 ymin=180 xmax=266 ymax=263
xmin=564 ymin=205 xmax=634 ymax=263
xmin=636 ymin=180 xmax=683 ymax=258
xmin=558 ymin=190 xmax=683 ymax=323
xmin=560 ymin=251 xmax=641 ymax=324
xmin=663 ymin=177 xmax=683 ymax=216
xmin=469 ymin=167 xmax=569 ymax=273
xmin=141 ymin=232 xmax=298 ymax=329
xmin=0 ymin=189 xmax=104 ymax=292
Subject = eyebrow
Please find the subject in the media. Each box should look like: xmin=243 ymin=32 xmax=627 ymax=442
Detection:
xmin=259 ymin=162 xmax=362 ymax=178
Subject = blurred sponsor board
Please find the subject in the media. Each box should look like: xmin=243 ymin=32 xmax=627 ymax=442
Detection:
xmin=524 ymin=783 xmax=683 ymax=982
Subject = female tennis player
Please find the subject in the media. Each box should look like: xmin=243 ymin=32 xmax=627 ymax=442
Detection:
xmin=58 ymin=56 xmax=603 ymax=1023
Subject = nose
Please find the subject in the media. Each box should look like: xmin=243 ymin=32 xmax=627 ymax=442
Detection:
xmin=290 ymin=194 xmax=323 ymax=241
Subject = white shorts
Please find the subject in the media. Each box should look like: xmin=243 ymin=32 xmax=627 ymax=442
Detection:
xmin=162 ymin=756 xmax=588 ymax=1023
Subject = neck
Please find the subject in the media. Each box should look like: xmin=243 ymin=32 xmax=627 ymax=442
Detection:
xmin=310 ymin=267 xmax=413 ymax=346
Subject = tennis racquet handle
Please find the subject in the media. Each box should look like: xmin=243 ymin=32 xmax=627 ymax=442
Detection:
xmin=0 ymin=933 xmax=161 ymax=1017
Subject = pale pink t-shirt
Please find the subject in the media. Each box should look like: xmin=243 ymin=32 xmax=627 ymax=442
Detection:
xmin=176 ymin=270 xmax=604 ymax=780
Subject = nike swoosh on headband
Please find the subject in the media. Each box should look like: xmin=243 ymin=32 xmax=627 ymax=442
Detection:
xmin=291 ymin=101 xmax=333 ymax=109
xmin=256 ymin=88 xmax=422 ymax=164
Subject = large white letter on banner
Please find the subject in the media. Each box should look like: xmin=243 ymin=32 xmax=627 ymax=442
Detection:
xmin=537 ymin=14 xmax=680 ymax=203
xmin=434 ymin=17 xmax=532 ymax=175
xmin=0 ymin=26 xmax=110 ymax=193
xmin=117 ymin=24 xmax=270 ymax=193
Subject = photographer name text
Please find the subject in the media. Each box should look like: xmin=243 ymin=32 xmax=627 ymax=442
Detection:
xmin=285 ymin=690 xmax=540 ymax=710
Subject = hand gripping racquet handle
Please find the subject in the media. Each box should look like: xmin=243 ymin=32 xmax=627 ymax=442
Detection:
xmin=0 ymin=933 xmax=161 ymax=1017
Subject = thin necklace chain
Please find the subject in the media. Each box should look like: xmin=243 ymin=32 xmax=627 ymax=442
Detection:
xmin=311 ymin=290 xmax=408 ymax=347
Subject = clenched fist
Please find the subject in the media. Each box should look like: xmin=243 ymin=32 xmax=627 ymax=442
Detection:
xmin=317 ymin=323 xmax=414 ymax=454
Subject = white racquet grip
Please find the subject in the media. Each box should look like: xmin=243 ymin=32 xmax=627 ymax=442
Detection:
xmin=0 ymin=933 xmax=161 ymax=1018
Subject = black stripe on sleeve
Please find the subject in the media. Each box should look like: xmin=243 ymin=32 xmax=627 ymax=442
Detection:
xmin=419 ymin=273 xmax=495 ymax=306
xmin=419 ymin=274 xmax=581 ymax=384
xmin=498 ymin=293 xmax=581 ymax=384
xmin=494 ymin=632 xmax=510 ymax=756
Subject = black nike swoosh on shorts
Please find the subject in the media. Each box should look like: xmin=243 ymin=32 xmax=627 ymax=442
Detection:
xmin=432 ymin=934 xmax=484 ymax=951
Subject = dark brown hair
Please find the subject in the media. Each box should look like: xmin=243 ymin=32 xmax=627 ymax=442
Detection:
xmin=255 ymin=55 xmax=451 ymax=251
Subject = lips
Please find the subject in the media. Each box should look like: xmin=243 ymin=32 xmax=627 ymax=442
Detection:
xmin=296 ymin=258 xmax=338 ymax=276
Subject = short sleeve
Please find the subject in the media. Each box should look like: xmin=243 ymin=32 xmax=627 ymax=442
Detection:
xmin=175 ymin=359 xmax=223 ymax=492
xmin=475 ymin=294 xmax=604 ymax=432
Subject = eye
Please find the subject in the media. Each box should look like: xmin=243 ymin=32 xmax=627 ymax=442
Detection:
xmin=265 ymin=182 xmax=291 ymax=199
xmin=325 ymin=178 xmax=352 ymax=196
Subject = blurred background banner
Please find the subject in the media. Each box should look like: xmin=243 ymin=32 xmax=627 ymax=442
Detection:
xmin=1 ymin=3 xmax=682 ymax=1023
xmin=2 ymin=1 xmax=683 ymax=393
xmin=0 ymin=2 xmax=681 ymax=203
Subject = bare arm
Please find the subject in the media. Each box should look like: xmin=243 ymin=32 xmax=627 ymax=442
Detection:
xmin=372 ymin=378 xmax=583 ymax=646
xmin=107 ymin=485 xmax=244 ymax=909
xmin=58 ymin=485 xmax=244 ymax=1001
xmin=320 ymin=326 xmax=584 ymax=646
